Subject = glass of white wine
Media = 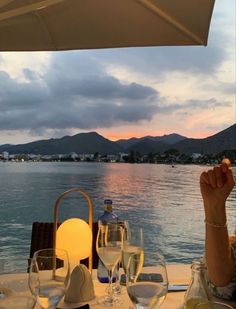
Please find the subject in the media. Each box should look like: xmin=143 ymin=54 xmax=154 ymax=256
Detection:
xmin=0 ymin=258 xmax=36 ymax=309
xmin=126 ymin=253 xmax=168 ymax=309
xmin=122 ymin=227 xmax=144 ymax=283
xmin=112 ymin=220 xmax=130 ymax=295
xmin=28 ymin=248 xmax=70 ymax=309
xmin=96 ymin=222 xmax=123 ymax=306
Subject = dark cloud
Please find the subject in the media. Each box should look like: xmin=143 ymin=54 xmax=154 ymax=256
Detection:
xmin=0 ymin=42 xmax=232 ymax=135
xmin=45 ymin=51 xmax=158 ymax=100
xmin=23 ymin=69 xmax=38 ymax=81
xmin=0 ymin=62 xmax=160 ymax=132
xmin=0 ymin=71 xmax=49 ymax=112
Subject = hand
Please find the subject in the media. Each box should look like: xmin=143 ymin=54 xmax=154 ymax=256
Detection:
xmin=200 ymin=160 xmax=235 ymax=210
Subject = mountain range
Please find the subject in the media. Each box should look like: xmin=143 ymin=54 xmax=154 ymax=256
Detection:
xmin=0 ymin=124 xmax=235 ymax=155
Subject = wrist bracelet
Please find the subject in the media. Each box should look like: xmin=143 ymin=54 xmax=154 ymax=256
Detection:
xmin=204 ymin=219 xmax=227 ymax=228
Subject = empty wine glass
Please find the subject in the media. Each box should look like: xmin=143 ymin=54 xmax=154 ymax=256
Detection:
xmin=0 ymin=258 xmax=36 ymax=309
xmin=28 ymin=248 xmax=70 ymax=309
xmin=126 ymin=253 xmax=168 ymax=309
xmin=193 ymin=301 xmax=234 ymax=308
xmin=96 ymin=222 xmax=123 ymax=306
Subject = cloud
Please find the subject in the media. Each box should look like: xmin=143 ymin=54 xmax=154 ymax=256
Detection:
xmin=0 ymin=60 xmax=160 ymax=133
xmin=0 ymin=70 xmax=49 ymax=112
xmin=156 ymin=98 xmax=232 ymax=114
xmin=0 ymin=0 xmax=234 ymax=142
xmin=44 ymin=52 xmax=157 ymax=100
xmin=84 ymin=24 xmax=228 ymax=80
xmin=218 ymin=82 xmax=236 ymax=95
xmin=23 ymin=68 xmax=38 ymax=81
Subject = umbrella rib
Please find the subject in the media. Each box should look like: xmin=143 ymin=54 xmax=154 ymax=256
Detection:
xmin=137 ymin=0 xmax=205 ymax=45
xmin=33 ymin=9 xmax=58 ymax=50
xmin=0 ymin=0 xmax=64 ymax=22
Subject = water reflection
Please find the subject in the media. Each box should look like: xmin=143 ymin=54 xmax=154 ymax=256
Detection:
xmin=0 ymin=162 xmax=235 ymax=264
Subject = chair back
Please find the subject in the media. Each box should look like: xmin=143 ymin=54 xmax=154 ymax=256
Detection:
xmin=29 ymin=221 xmax=99 ymax=269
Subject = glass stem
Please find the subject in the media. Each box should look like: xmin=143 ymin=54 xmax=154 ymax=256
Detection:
xmin=107 ymin=268 xmax=114 ymax=297
xmin=116 ymin=262 xmax=120 ymax=285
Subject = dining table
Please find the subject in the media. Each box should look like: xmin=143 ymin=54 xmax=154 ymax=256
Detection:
xmin=55 ymin=263 xmax=190 ymax=309
xmin=0 ymin=264 xmax=235 ymax=309
xmin=58 ymin=264 xmax=236 ymax=309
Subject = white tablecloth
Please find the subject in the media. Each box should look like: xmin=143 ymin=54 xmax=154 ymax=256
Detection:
xmin=58 ymin=264 xmax=191 ymax=309
xmin=1 ymin=264 xmax=235 ymax=309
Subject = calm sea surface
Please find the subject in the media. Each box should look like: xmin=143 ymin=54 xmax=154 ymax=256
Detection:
xmin=0 ymin=162 xmax=235 ymax=265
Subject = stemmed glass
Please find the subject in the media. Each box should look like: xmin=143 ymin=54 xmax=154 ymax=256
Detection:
xmin=28 ymin=248 xmax=70 ymax=309
xmin=126 ymin=253 xmax=168 ymax=309
xmin=96 ymin=222 xmax=123 ymax=306
xmin=122 ymin=227 xmax=144 ymax=283
xmin=0 ymin=258 xmax=36 ymax=309
xmin=112 ymin=220 xmax=130 ymax=295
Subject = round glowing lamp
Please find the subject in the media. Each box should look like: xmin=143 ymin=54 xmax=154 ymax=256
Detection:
xmin=56 ymin=218 xmax=92 ymax=270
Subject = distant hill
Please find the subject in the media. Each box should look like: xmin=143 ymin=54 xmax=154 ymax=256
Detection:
xmin=116 ymin=133 xmax=186 ymax=149
xmin=0 ymin=124 xmax=235 ymax=155
xmin=126 ymin=139 xmax=168 ymax=155
xmin=173 ymin=123 xmax=236 ymax=154
xmin=154 ymin=133 xmax=187 ymax=144
xmin=116 ymin=137 xmax=140 ymax=149
xmin=124 ymin=124 xmax=236 ymax=155
xmin=0 ymin=132 xmax=123 ymax=155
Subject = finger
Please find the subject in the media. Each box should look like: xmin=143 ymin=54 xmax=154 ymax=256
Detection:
xmin=222 ymin=158 xmax=231 ymax=166
xmin=220 ymin=160 xmax=236 ymax=188
xmin=221 ymin=159 xmax=231 ymax=173
xmin=214 ymin=166 xmax=223 ymax=188
xmin=225 ymin=168 xmax=236 ymax=189
xmin=208 ymin=170 xmax=217 ymax=188
xmin=200 ymin=171 xmax=210 ymax=185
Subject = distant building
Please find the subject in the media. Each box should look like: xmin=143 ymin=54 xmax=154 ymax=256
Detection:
xmin=41 ymin=155 xmax=53 ymax=161
xmin=191 ymin=153 xmax=202 ymax=159
xmin=107 ymin=154 xmax=118 ymax=162
xmin=2 ymin=151 xmax=9 ymax=160
xmin=79 ymin=154 xmax=94 ymax=161
xmin=118 ymin=153 xmax=129 ymax=162
xmin=28 ymin=154 xmax=41 ymax=161
xmin=69 ymin=152 xmax=79 ymax=160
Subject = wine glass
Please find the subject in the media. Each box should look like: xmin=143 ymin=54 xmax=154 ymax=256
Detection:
xmin=122 ymin=227 xmax=144 ymax=283
xmin=112 ymin=220 xmax=130 ymax=295
xmin=0 ymin=258 xmax=36 ymax=309
xmin=126 ymin=253 xmax=168 ymax=309
xmin=28 ymin=248 xmax=70 ymax=309
xmin=96 ymin=222 xmax=123 ymax=306
xmin=193 ymin=301 xmax=234 ymax=308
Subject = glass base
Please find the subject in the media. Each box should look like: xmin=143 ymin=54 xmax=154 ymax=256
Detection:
xmin=96 ymin=295 xmax=123 ymax=307
xmin=105 ymin=283 xmax=125 ymax=295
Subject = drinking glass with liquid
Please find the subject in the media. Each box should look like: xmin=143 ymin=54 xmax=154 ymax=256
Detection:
xmin=126 ymin=253 xmax=168 ymax=309
xmin=122 ymin=226 xmax=144 ymax=283
xmin=96 ymin=222 xmax=123 ymax=306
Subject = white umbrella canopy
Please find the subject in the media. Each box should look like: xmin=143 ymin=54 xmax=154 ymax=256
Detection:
xmin=0 ymin=0 xmax=215 ymax=51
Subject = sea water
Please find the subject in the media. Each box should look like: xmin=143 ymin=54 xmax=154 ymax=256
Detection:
xmin=0 ymin=162 xmax=235 ymax=266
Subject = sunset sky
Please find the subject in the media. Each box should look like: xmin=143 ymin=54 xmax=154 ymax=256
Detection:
xmin=0 ymin=0 xmax=235 ymax=144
